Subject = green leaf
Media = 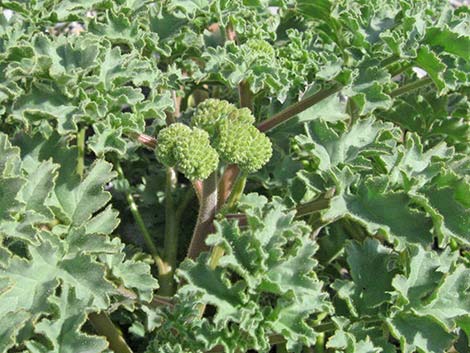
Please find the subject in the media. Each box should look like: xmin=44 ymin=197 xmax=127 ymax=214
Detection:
xmin=20 ymin=160 xmax=58 ymax=220
xmin=388 ymin=313 xmax=455 ymax=353
xmin=348 ymin=62 xmax=393 ymax=114
xmin=0 ymin=310 xmax=30 ymax=352
xmin=84 ymin=205 xmax=120 ymax=235
xmin=414 ymin=46 xmax=446 ymax=92
xmin=324 ymin=177 xmax=434 ymax=249
xmin=88 ymin=10 xmax=139 ymax=44
xmin=0 ymin=177 xmax=25 ymax=221
xmin=392 ymin=245 xmax=457 ymax=309
xmin=333 ymin=239 xmax=397 ymax=315
xmin=33 ymin=286 xmax=108 ymax=353
xmin=100 ymin=252 xmax=159 ymax=303
xmin=419 ymin=265 xmax=470 ymax=328
xmin=0 ymin=132 xmax=21 ymax=176
xmin=425 ymin=27 xmax=470 ymax=60
xmin=54 ymin=159 xmax=116 ymax=227
xmin=0 ymin=237 xmax=115 ymax=318
xmin=296 ymin=117 xmax=397 ymax=172
xmin=177 ymin=199 xmax=331 ymax=351
xmin=413 ymin=172 xmax=470 ymax=245
xmin=88 ymin=123 xmax=127 ymax=156
xmin=10 ymin=84 xmax=78 ymax=134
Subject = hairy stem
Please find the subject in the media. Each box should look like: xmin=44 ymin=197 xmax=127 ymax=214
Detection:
xmin=187 ymin=172 xmax=218 ymax=259
xmin=115 ymin=162 xmax=167 ymax=277
xmin=390 ymin=76 xmax=433 ymax=97
xmin=76 ymin=127 xmax=86 ymax=178
xmin=257 ymin=84 xmax=343 ymax=132
xmin=88 ymin=312 xmax=133 ymax=353
xmin=160 ymin=167 xmax=178 ymax=296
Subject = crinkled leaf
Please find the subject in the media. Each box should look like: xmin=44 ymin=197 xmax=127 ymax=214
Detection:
xmin=388 ymin=313 xmax=455 ymax=353
xmin=33 ymin=286 xmax=108 ymax=353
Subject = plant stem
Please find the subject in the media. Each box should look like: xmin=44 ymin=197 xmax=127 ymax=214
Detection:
xmin=295 ymin=198 xmax=331 ymax=217
xmin=187 ymin=172 xmax=218 ymax=259
xmin=115 ymin=162 xmax=167 ymax=277
xmin=315 ymin=333 xmax=325 ymax=353
xmin=380 ymin=54 xmax=400 ymax=67
xmin=225 ymin=173 xmax=247 ymax=209
xmin=238 ymin=80 xmax=253 ymax=110
xmin=257 ymin=84 xmax=343 ymax=132
xmin=197 ymin=174 xmax=247 ymax=317
xmin=133 ymin=132 xmax=157 ymax=149
xmin=160 ymin=167 xmax=178 ymax=296
xmin=218 ymin=164 xmax=240 ymax=207
xmin=192 ymin=180 xmax=203 ymax=202
xmin=389 ymin=62 xmax=413 ymax=78
xmin=390 ymin=76 xmax=433 ymax=97
xmin=88 ymin=312 xmax=133 ymax=353
xmin=76 ymin=127 xmax=86 ymax=178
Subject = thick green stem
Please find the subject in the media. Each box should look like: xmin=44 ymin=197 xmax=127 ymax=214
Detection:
xmin=76 ymin=127 xmax=86 ymax=178
xmin=380 ymin=54 xmax=400 ymax=67
xmin=390 ymin=76 xmax=433 ymax=97
xmin=160 ymin=167 xmax=178 ymax=296
xmin=89 ymin=312 xmax=133 ymax=353
xmin=225 ymin=173 xmax=247 ymax=209
xmin=315 ymin=333 xmax=325 ymax=353
xmin=115 ymin=162 xmax=167 ymax=277
xmin=257 ymin=84 xmax=343 ymax=132
xmin=187 ymin=172 xmax=218 ymax=259
xmin=389 ymin=62 xmax=413 ymax=78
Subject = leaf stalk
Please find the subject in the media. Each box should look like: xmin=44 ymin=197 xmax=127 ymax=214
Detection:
xmin=76 ymin=127 xmax=86 ymax=178
xmin=257 ymin=84 xmax=343 ymax=132
xmin=160 ymin=167 xmax=179 ymax=296
xmin=88 ymin=312 xmax=133 ymax=353
xmin=115 ymin=162 xmax=167 ymax=278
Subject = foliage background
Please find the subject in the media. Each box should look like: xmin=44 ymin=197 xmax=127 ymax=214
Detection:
xmin=0 ymin=0 xmax=469 ymax=352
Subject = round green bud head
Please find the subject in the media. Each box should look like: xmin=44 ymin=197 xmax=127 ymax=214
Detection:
xmin=244 ymin=38 xmax=276 ymax=61
xmin=233 ymin=107 xmax=256 ymax=125
xmin=216 ymin=122 xmax=272 ymax=173
xmin=192 ymin=99 xmax=238 ymax=135
xmin=156 ymin=124 xmax=219 ymax=180
xmin=156 ymin=123 xmax=191 ymax=167
xmin=173 ymin=128 xmax=219 ymax=181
